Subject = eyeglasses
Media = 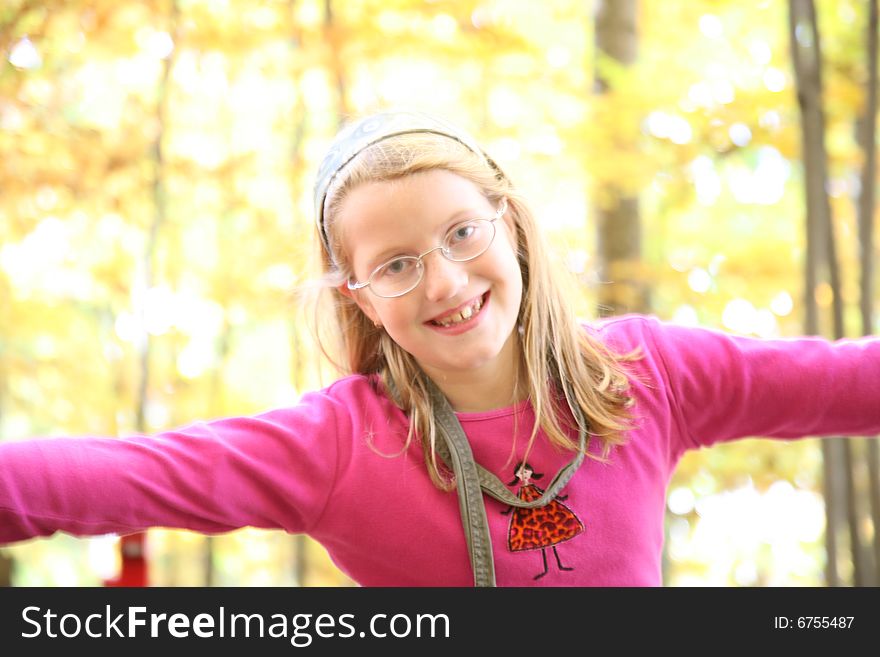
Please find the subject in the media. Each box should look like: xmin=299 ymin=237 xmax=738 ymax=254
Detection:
xmin=347 ymin=198 xmax=508 ymax=298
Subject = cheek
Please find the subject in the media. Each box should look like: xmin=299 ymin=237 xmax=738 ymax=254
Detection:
xmin=500 ymin=219 xmax=520 ymax=252
xmin=373 ymin=299 xmax=416 ymax=330
xmin=351 ymin=292 xmax=380 ymax=324
xmin=497 ymin=248 xmax=524 ymax=298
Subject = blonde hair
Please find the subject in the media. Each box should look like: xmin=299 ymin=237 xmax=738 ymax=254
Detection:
xmin=308 ymin=131 xmax=644 ymax=491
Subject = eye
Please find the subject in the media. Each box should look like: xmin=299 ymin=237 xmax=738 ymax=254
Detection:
xmin=378 ymin=257 xmax=416 ymax=278
xmin=448 ymin=222 xmax=478 ymax=244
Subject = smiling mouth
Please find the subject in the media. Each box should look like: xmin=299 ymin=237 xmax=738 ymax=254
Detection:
xmin=427 ymin=292 xmax=488 ymax=327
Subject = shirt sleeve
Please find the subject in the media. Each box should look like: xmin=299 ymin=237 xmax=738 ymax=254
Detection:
xmin=641 ymin=316 xmax=880 ymax=449
xmin=0 ymin=389 xmax=347 ymax=544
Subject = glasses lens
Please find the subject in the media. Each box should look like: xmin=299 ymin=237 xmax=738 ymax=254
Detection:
xmin=445 ymin=219 xmax=495 ymax=261
xmin=371 ymin=257 xmax=421 ymax=297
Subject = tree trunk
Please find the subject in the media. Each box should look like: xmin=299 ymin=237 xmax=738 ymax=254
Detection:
xmin=805 ymin=0 xmax=868 ymax=587
xmin=857 ymin=0 xmax=880 ymax=586
xmin=121 ymin=0 xmax=179 ymax=588
xmin=593 ymin=0 xmax=650 ymax=318
xmin=0 ymin=379 xmax=10 ymax=584
xmin=0 ymin=551 xmax=11 ymax=587
xmin=788 ymin=0 xmax=859 ymax=586
xmin=324 ymin=0 xmax=350 ymax=126
xmin=0 ymin=338 xmax=13 ymax=585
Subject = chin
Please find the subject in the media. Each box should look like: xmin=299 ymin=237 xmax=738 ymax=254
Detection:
xmin=437 ymin=348 xmax=505 ymax=372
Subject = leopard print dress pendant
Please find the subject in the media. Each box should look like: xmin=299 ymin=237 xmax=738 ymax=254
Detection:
xmin=501 ymin=462 xmax=585 ymax=580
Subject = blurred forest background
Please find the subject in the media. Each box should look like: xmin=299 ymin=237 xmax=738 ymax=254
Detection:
xmin=1 ymin=0 xmax=878 ymax=586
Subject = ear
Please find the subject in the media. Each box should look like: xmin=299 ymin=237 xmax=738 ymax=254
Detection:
xmin=338 ymin=284 xmax=381 ymax=327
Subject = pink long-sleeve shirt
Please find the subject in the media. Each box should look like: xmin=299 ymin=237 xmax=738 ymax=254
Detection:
xmin=1 ymin=314 xmax=878 ymax=585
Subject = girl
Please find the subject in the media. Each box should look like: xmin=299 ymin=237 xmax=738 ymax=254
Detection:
xmin=1 ymin=110 xmax=878 ymax=586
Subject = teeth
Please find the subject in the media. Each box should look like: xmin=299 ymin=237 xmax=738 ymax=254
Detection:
xmin=434 ymin=295 xmax=484 ymax=327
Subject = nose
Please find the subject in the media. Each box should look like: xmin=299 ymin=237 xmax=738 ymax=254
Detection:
xmin=421 ymin=250 xmax=468 ymax=302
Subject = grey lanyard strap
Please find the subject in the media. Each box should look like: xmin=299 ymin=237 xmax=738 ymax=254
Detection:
xmin=389 ymin=377 xmax=589 ymax=587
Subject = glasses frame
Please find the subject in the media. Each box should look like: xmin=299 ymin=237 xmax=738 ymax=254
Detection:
xmin=347 ymin=198 xmax=508 ymax=299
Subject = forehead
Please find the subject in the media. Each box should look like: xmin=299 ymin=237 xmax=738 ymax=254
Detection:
xmin=336 ymin=170 xmax=491 ymax=267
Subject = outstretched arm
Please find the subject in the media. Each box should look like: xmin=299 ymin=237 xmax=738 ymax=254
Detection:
xmin=0 ymin=388 xmax=348 ymax=544
xmin=638 ymin=316 xmax=880 ymax=450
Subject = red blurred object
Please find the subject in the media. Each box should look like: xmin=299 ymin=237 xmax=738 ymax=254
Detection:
xmin=103 ymin=533 xmax=148 ymax=587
